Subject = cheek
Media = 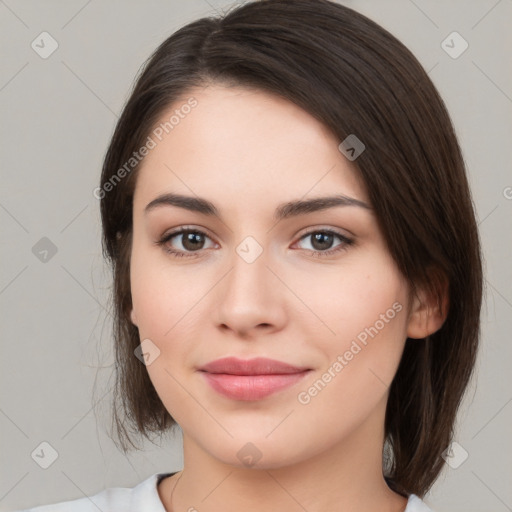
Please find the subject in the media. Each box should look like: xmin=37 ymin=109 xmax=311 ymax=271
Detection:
xmin=308 ymin=252 xmax=407 ymax=334
xmin=310 ymin=252 xmax=409 ymax=377
xmin=129 ymin=243 xmax=204 ymax=340
xmin=292 ymin=259 xmax=409 ymax=437
xmin=129 ymin=247 xmax=204 ymax=420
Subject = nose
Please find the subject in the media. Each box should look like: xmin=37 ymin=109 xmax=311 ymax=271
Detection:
xmin=214 ymin=243 xmax=287 ymax=339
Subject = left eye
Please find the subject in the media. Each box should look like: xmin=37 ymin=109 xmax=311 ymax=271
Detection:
xmin=156 ymin=228 xmax=353 ymax=258
xmin=295 ymin=230 xmax=353 ymax=255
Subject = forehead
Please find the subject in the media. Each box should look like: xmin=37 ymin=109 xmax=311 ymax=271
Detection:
xmin=133 ymin=84 xmax=369 ymax=213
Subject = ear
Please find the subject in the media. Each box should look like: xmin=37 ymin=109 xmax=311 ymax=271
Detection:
xmin=407 ymin=268 xmax=449 ymax=339
xmin=130 ymin=308 xmax=138 ymax=327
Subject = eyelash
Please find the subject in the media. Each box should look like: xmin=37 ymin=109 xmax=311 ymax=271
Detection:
xmin=155 ymin=226 xmax=354 ymax=259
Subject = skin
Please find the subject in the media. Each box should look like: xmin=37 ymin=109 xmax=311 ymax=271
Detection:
xmin=129 ymin=84 xmax=447 ymax=512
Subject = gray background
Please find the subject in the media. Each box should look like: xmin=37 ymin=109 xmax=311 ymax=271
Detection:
xmin=1 ymin=1 xmax=511 ymax=511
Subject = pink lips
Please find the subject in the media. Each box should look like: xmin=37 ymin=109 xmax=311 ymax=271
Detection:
xmin=198 ymin=357 xmax=311 ymax=401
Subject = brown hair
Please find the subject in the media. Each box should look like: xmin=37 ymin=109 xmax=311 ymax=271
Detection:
xmin=98 ymin=0 xmax=483 ymax=498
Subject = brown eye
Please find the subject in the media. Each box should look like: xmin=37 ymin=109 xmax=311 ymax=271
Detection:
xmin=295 ymin=229 xmax=354 ymax=258
xmin=156 ymin=228 xmax=215 ymax=258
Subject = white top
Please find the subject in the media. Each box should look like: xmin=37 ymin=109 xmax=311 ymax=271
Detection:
xmin=17 ymin=472 xmax=435 ymax=511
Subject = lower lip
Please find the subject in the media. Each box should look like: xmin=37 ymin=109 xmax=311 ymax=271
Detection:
xmin=201 ymin=371 xmax=311 ymax=400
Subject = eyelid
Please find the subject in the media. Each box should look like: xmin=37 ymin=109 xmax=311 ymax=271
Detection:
xmin=160 ymin=224 xmax=352 ymax=241
xmin=295 ymin=224 xmax=353 ymax=239
xmin=159 ymin=225 xmax=219 ymax=248
xmin=160 ymin=224 xmax=216 ymax=240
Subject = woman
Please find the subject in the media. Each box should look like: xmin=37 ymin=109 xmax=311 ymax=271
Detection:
xmin=20 ymin=0 xmax=482 ymax=510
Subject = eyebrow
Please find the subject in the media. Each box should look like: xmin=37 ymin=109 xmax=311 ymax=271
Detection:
xmin=144 ymin=193 xmax=372 ymax=221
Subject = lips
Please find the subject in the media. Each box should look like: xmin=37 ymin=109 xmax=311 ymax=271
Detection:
xmin=198 ymin=357 xmax=312 ymax=401
xmin=198 ymin=357 xmax=310 ymax=375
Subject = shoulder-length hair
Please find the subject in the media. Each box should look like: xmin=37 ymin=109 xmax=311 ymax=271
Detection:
xmin=98 ymin=0 xmax=483 ymax=498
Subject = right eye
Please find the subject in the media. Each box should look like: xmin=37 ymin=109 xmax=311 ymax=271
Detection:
xmin=156 ymin=228 xmax=216 ymax=258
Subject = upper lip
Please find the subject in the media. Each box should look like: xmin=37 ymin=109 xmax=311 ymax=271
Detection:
xmin=199 ymin=357 xmax=311 ymax=376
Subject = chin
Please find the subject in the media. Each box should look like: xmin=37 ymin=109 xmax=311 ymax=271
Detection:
xmin=203 ymin=434 xmax=314 ymax=471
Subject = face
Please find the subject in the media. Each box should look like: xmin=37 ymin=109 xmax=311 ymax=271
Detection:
xmin=129 ymin=84 xmax=418 ymax=469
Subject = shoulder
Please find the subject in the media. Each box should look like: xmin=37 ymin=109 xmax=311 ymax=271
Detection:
xmin=14 ymin=473 xmax=171 ymax=512
xmin=405 ymin=493 xmax=436 ymax=512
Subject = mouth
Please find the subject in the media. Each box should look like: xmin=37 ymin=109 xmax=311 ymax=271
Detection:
xmin=198 ymin=357 xmax=312 ymax=400
xmin=198 ymin=356 xmax=311 ymax=375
